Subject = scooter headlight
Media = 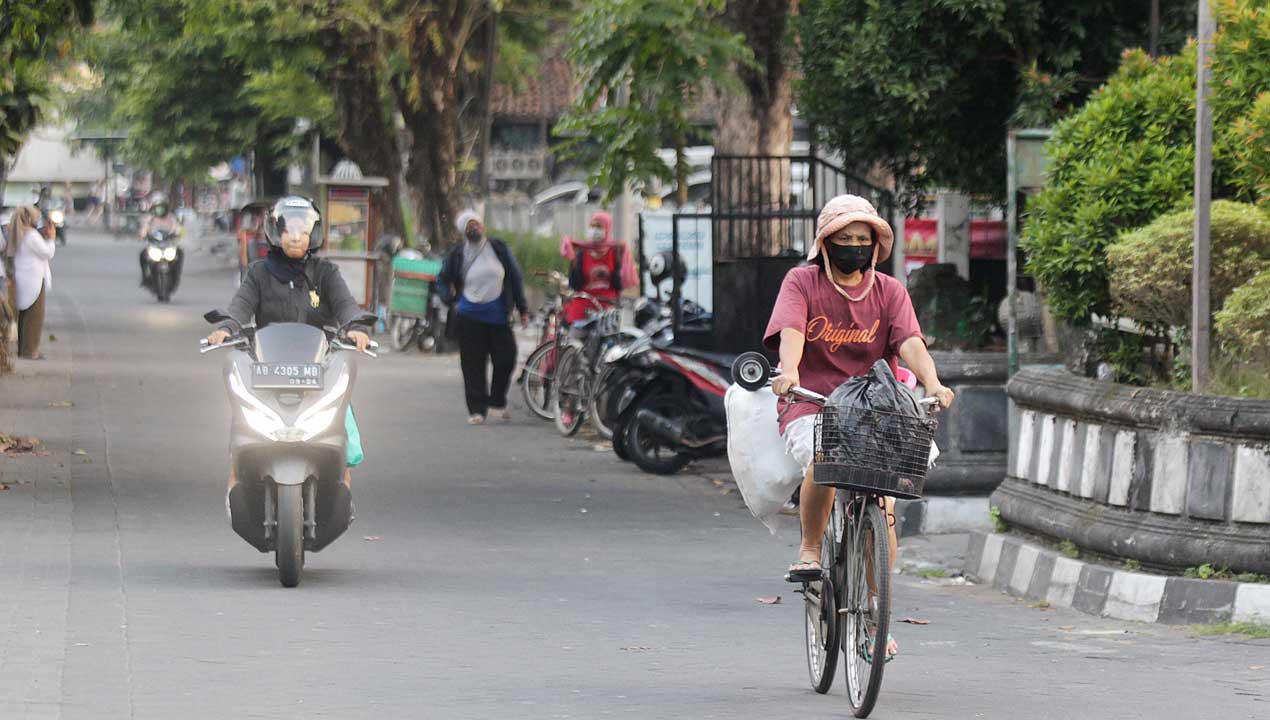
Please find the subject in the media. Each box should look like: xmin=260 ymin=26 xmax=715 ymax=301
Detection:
xmin=147 ymin=246 xmax=164 ymax=262
xmin=162 ymin=246 xmax=177 ymax=261
xmin=228 ymin=370 xmax=286 ymax=439
xmin=294 ymin=369 xmax=350 ymax=441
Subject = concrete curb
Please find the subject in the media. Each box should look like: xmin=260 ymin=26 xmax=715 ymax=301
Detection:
xmin=964 ymin=530 xmax=1270 ymax=625
xmin=896 ymin=496 xmax=992 ymax=537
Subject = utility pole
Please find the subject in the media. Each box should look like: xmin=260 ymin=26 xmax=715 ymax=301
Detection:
xmin=1192 ymin=0 xmax=1215 ymax=392
xmin=1150 ymin=0 xmax=1161 ymax=58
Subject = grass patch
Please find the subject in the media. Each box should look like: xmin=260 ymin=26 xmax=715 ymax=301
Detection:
xmin=914 ymin=568 xmax=949 ymax=579
xmin=1192 ymin=622 xmax=1270 ymax=639
xmin=1058 ymin=540 xmax=1080 ymax=559
xmin=1184 ymin=563 xmax=1270 ymax=583
xmin=1123 ymin=559 xmax=1142 ymax=572
xmin=496 ymin=228 xmax=570 ymax=290
xmin=989 ymin=506 xmax=1008 ymax=534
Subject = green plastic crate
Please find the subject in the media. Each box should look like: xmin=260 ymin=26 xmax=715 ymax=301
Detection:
xmin=389 ymin=256 xmax=441 ymax=316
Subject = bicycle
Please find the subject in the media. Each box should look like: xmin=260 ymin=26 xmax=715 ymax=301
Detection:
xmin=731 ymin=352 xmax=939 ymax=718
xmin=518 ymin=271 xmax=606 ymax=421
xmin=550 ymin=305 xmax=622 ymax=437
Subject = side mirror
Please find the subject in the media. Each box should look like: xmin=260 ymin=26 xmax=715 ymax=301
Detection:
xmin=732 ymin=352 xmax=772 ymax=391
xmin=204 ymin=310 xmax=230 ymax=325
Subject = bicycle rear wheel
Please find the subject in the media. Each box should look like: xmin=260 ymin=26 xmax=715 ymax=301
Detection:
xmin=805 ymin=520 xmax=840 ymax=694
xmin=551 ymin=346 xmax=587 ymax=436
xmin=843 ymin=499 xmax=891 ymax=718
xmin=588 ymin=364 xmax=621 ymax=440
xmin=521 ymin=340 xmax=557 ymax=421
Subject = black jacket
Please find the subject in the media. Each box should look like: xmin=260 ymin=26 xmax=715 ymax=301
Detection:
xmin=437 ymin=237 xmax=529 ymax=317
xmin=219 ymin=258 xmax=366 ymax=334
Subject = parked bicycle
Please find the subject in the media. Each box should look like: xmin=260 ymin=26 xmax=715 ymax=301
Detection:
xmin=549 ymin=306 xmax=626 ymax=437
xmin=519 ymin=271 xmax=608 ymax=421
xmin=731 ymin=351 xmax=940 ymax=718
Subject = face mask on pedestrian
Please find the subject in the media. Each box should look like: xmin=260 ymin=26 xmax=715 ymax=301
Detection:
xmin=587 ymin=226 xmax=605 ymax=244
xmin=465 ymin=223 xmax=483 ymax=243
xmin=827 ymin=243 xmax=873 ymax=275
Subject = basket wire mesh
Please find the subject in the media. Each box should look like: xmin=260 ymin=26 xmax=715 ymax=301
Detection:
xmin=812 ymin=405 xmax=937 ymax=499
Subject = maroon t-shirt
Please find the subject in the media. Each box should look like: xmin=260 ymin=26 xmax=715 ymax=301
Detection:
xmin=763 ymin=265 xmax=924 ymax=433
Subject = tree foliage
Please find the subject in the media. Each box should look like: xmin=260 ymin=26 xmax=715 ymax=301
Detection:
xmin=795 ymin=0 xmax=1196 ymax=200
xmin=0 ymin=0 xmax=95 ymax=161
xmin=555 ymin=0 xmax=753 ymax=204
xmin=1024 ymin=0 xmax=1270 ymax=325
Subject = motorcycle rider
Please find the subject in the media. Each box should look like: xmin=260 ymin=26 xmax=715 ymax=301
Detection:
xmin=765 ymin=194 xmax=955 ymax=662
xmin=205 ymin=196 xmax=372 ymax=492
xmin=138 ymin=192 xmax=183 ymax=287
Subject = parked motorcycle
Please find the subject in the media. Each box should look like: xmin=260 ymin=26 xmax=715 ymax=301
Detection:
xmin=611 ymin=340 xmax=733 ymax=475
xmin=142 ymin=229 xmax=183 ymax=302
xmin=200 ymin=310 xmax=378 ymax=587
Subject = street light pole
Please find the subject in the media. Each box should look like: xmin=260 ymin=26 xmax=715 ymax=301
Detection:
xmin=1192 ymin=0 xmax=1215 ymax=392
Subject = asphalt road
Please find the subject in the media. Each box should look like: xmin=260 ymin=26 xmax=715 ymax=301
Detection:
xmin=1 ymin=227 xmax=1267 ymax=720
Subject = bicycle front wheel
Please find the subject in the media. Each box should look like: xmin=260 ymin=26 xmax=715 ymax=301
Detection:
xmin=843 ymin=500 xmax=891 ymax=718
xmin=521 ymin=340 xmax=557 ymax=421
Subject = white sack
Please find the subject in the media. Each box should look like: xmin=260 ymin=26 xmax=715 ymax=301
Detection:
xmin=725 ymin=384 xmax=805 ymax=535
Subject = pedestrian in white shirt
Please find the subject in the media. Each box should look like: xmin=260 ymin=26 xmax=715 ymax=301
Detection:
xmin=6 ymin=206 xmax=56 ymax=359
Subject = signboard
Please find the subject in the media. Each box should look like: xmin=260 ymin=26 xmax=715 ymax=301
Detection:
xmin=639 ymin=210 xmax=713 ymax=312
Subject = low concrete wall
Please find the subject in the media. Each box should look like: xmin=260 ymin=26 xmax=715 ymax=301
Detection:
xmin=925 ymin=352 xmax=1046 ymax=496
xmin=998 ymin=367 xmax=1270 ymax=574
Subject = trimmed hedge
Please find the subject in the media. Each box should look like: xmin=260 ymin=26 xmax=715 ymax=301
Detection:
xmin=495 ymin=229 xmax=569 ymax=289
xmin=1024 ymin=1 xmax=1270 ymax=325
xmin=1216 ymin=269 xmax=1270 ymax=362
xmin=1107 ymin=201 xmax=1270 ymax=330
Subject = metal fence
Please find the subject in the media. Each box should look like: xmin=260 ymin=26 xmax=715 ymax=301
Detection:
xmin=710 ymin=155 xmax=893 ymax=260
xmin=485 ymin=199 xmax=604 ymax=241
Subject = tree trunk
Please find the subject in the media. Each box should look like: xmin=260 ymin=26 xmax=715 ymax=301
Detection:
xmin=716 ymin=0 xmax=795 ymax=256
xmin=328 ymin=38 xmax=406 ymax=240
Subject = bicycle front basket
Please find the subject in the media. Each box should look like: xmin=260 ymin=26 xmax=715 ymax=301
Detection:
xmin=812 ymin=405 xmax=937 ymax=499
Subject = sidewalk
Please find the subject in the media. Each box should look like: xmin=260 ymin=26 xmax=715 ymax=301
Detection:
xmin=0 ymin=303 xmax=76 ymax=714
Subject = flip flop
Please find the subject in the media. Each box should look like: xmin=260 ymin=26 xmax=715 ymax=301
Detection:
xmin=785 ymin=559 xmax=823 ymax=583
xmin=857 ymin=629 xmax=897 ymax=664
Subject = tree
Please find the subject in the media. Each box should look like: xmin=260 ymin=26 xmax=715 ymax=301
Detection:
xmin=795 ymin=0 xmax=1197 ymax=201
xmin=0 ymin=0 xmax=95 ymax=205
xmin=555 ymin=0 xmax=753 ymax=206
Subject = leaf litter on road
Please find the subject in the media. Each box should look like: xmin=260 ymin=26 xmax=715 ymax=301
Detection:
xmin=362 ymin=536 xmax=382 ymax=541
xmin=1 ymin=434 xmax=43 ymax=455
xmin=756 ymin=597 xmax=781 ymax=605
xmin=899 ymin=618 xmax=930 ymax=625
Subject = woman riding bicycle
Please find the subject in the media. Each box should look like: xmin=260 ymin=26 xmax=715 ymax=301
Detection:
xmin=763 ymin=194 xmax=955 ymax=661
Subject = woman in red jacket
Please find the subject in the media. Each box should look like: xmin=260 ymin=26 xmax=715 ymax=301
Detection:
xmin=563 ymin=211 xmax=624 ymax=324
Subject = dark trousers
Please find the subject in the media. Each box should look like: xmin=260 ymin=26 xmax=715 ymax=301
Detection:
xmin=18 ymin=284 xmax=46 ymax=358
xmin=457 ymin=314 xmax=517 ymax=416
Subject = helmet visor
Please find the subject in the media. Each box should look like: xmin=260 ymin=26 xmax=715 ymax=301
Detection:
xmin=276 ymin=206 xmax=321 ymax=243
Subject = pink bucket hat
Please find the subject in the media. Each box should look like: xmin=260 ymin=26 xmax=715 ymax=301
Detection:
xmin=808 ymin=194 xmax=895 ymax=263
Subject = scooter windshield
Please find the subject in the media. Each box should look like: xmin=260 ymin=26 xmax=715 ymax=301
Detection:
xmin=254 ymin=323 xmax=328 ymax=364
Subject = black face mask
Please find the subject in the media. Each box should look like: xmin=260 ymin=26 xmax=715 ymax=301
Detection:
xmin=465 ymin=226 xmax=483 ymax=243
xmin=827 ymin=243 xmax=873 ymax=275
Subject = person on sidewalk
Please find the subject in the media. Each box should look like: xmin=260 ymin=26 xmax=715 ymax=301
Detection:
xmin=4 ymin=206 xmax=55 ymax=360
xmin=764 ymin=194 xmax=956 ymax=661
xmin=437 ymin=209 xmax=529 ymax=425
xmin=562 ymin=211 xmax=629 ymax=324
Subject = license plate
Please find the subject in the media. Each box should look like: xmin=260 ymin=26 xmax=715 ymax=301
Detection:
xmin=252 ymin=362 xmax=322 ymax=389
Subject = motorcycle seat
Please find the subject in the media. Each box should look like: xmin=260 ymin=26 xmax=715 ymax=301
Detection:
xmin=665 ymin=346 xmax=737 ymax=372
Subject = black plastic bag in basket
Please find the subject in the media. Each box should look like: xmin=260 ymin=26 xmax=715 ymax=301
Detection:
xmin=823 ymin=359 xmax=925 ymax=469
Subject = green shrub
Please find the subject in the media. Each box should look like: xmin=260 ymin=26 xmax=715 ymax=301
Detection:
xmin=1022 ymin=47 xmax=1197 ymax=324
xmin=1227 ymin=92 xmax=1270 ymax=208
xmin=496 ymin=229 xmax=569 ymax=289
xmin=1107 ymin=201 xmax=1270 ymax=330
xmin=1215 ymin=268 xmax=1270 ymax=363
xmin=1024 ymin=1 xmax=1270 ymax=326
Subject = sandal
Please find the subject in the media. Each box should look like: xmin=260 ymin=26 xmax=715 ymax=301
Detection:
xmin=857 ymin=629 xmax=897 ymax=664
xmin=467 ymin=414 xmax=486 ymax=425
xmin=785 ymin=559 xmax=824 ymax=583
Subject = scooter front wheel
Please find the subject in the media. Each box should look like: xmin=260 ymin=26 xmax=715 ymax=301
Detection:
xmin=275 ymin=484 xmax=305 ymax=588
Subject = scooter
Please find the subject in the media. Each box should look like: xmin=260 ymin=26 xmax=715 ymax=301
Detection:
xmin=612 ymin=340 xmax=734 ymax=475
xmin=142 ymin=229 xmax=183 ymax=302
xmin=200 ymin=310 xmax=378 ymax=587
